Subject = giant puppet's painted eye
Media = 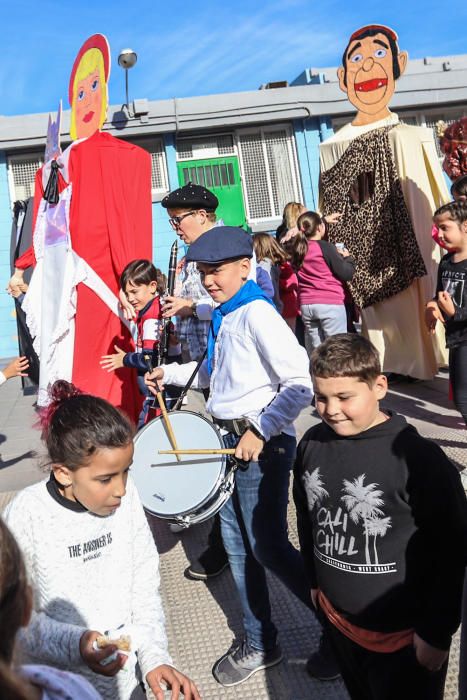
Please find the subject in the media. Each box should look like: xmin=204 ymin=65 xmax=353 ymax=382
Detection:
xmin=350 ymin=53 xmax=363 ymax=63
xmin=374 ymin=48 xmax=387 ymax=58
xmin=91 ymin=79 xmax=99 ymax=91
xmin=78 ymin=89 xmax=85 ymax=101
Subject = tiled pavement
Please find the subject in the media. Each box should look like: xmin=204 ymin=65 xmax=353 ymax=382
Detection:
xmin=0 ymin=368 xmax=465 ymax=699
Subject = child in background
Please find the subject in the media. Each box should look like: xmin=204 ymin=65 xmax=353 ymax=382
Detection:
xmin=290 ymin=211 xmax=355 ymax=355
xmin=4 ymin=381 xmax=200 ymax=700
xmin=294 ymin=334 xmax=467 ymax=700
xmin=0 ymin=355 xmax=29 ymax=386
xmin=252 ymin=233 xmax=288 ymax=312
xmin=275 ymin=201 xmax=306 ymax=244
xmin=0 ymin=516 xmax=101 ymax=700
xmin=425 ymin=201 xmax=467 ymax=426
xmin=432 ymin=177 xmax=467 ymax=250
xmin=279 ymin=259 xmax=300 ymax=332
xmin=451 ymin=174 xmax=467 ymax=202
xmin=100 ymin=260 xmax=181 ymax=427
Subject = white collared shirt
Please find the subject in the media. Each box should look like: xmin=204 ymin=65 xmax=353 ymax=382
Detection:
xmin=162 ymin=300 xmax=313 ymax=441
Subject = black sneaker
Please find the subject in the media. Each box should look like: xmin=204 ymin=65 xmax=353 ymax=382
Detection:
xmin=185 ymin=547 xmax=229 ymax=580
xmin=213 ymin=640 xmax=282 ymax=686
xmin=306 ymin=631 xmax=340 ymax=681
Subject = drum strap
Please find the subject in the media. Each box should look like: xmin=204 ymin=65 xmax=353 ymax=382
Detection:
xmin=172 ymin=349 xmax=207 ymax=411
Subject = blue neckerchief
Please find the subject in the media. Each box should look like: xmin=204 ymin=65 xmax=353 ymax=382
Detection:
xmin=206 ymin=279 xmax=275 ymax=375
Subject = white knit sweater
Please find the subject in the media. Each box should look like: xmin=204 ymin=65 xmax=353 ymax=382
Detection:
xmin=5 ymin=476 xmax=171 ymax=700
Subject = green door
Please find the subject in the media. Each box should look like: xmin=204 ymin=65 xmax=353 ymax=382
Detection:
xmin=177 ymin=157 xmax=247 ymax=229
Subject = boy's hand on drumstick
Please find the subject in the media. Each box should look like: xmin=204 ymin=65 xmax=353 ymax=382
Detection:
xmin=146 ymin=665 xmax=201 ymax=700
xmin=145 ymin=367 xmax=165 ymax=394
xmin=413 ymin=633 xmax=448 ymax=672
xmin=3 ymin=356 xmax=29 ymax=379
xmin=424 ymin=301 xmax=444 ymax=333
xmin=100 ymin=345 xmax=126 ymax=372
xmin=235 ymin=429 xmax=265 ymax=462
xmin=79 ymin=630 xmax=127 ymax=677
xmin=437 ymin=290 xmax=456 ymax=318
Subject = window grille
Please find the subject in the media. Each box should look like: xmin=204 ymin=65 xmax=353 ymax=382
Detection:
xmin=177 ymin=134 xmax=235 ymax=160
xmin=8 ymin=154 xmax=43 ymax=202
xmin=237 ymin=126 xmax=302 ymax=221
xmin=179 ymin=162 xmax=236 ymax=188
xmin=399 ymin=115 xmax=418 ymax=126
xmin=131 ymin=138 xmax=169 ymax=193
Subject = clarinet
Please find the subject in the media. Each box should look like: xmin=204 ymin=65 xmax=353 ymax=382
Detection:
xmin=159 ymin=240 xmax=178 ymax=365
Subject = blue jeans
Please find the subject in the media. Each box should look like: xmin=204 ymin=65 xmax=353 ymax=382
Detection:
xmin=220 ymin=432 xmax=314 ymax=651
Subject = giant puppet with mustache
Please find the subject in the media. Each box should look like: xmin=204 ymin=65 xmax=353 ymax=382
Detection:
xmin=320 ymin=25 xmax=449 ymax=379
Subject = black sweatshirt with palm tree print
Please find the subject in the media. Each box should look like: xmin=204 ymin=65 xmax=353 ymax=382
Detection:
xmin=293 ymin=412 xmax=467 ymax=651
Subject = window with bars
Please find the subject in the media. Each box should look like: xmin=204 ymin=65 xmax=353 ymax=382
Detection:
xmin=237 ymin=126 xmax=302 ymax=221
xmin=8 ymin=154 xmax=43 ymax=202
xmin=177 ymin=134 xmax=235 ymax=160
xmin=180 ymin=162 xmax=236 ymax=188
xmin=132 ymin=137 xmax=169 ymax=193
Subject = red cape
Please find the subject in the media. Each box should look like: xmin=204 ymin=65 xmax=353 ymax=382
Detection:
xmin=17 ymin=132 xmax=152 ymax=423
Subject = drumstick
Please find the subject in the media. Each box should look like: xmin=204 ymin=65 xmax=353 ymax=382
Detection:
xmin=144 ymin=354 xmax=181 ymax=463
xmin=158 ymin=448 xmax=237 ymax=455
xmin=153 ymin=378 xmax=181 ymax=463
xmin=159 ymin=448 xmax=286 ymax=456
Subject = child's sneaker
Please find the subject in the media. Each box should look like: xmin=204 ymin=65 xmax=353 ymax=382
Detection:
xmin=212 ymin=640 xmax=282 ymax=686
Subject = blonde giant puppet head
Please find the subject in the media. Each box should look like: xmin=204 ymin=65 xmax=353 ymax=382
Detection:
xmin=69 ymin=34 xmax=111 ymax=141
xmin=338 ymin=25 xmax=408 ymax=126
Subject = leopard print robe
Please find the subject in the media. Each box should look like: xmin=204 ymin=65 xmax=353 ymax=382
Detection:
xmin=320 ymin=125 xmax=427 ymax=308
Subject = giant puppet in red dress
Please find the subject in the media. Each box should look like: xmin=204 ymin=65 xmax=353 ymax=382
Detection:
xmin=9 ymin=35 xmax=151 ymax=421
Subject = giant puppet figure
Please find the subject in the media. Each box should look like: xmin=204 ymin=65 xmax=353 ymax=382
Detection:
xmin=9 ymin=35 xmax=152 ymax=419
xmin=319 ymin=25 xmax=449 ymax=378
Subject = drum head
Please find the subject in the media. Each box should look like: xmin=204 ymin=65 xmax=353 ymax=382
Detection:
xmin=132 ymin=411 xmax=226 ymax=518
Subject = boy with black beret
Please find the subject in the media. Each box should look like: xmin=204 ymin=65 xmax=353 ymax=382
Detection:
xmin=161 ymin=183 xmax=274 ymax=581
xmin=146 ymin=226 xmax=323 ymax=687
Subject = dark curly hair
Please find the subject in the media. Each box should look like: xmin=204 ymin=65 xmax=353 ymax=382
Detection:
xmin=433 ymin=200 xmax=467 ymax=226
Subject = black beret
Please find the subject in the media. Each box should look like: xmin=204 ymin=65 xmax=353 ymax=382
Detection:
xmin=186 ymin=226 xmax=253 ymax=264
xmin=161 ymin=182 xmax=219 ymax=211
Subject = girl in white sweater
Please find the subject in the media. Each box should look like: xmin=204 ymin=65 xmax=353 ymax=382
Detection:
xmin=5 ymin=381 xmax=199 ymax=700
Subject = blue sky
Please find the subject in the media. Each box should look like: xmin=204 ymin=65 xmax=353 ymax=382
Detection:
xmin=2 ymin=0 xmax=466 ymax=116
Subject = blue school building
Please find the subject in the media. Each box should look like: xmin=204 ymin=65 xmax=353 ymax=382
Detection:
xmin=0 ymin=53 xmax=466 ymax=357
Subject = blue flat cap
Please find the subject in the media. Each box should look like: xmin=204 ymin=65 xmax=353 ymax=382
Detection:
xmin=186 ymin=226 xmax=253 ymax=264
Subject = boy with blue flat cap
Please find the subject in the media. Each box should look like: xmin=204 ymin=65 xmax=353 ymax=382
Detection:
xmin=146 ymin=226 xmax=332 ymax=687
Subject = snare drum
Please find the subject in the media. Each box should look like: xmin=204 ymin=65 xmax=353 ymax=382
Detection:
xmin=132 ymin=411 xmax=236 ymax=527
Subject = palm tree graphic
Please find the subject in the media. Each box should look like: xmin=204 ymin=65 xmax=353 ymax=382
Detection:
xmin=303 ymin=468 xmax=329 ymax=510
xmin=341 ymin=475 xmax=385 ymax=565
xmin=366 ymin=516 xmax=392 ymax=565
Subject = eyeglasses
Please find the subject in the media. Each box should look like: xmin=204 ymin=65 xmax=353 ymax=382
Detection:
xmin=168 ymin=211 xmax=197 ymax=228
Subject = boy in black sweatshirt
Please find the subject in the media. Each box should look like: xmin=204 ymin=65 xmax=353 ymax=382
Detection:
xmin=293 ymin=333 xmax=467 ymax=700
